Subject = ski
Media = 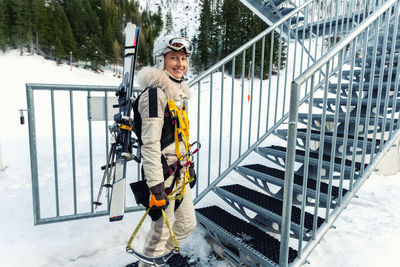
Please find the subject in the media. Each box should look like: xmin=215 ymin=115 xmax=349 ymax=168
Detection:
xmin=108 ymin=22 xmax=141 ymax=222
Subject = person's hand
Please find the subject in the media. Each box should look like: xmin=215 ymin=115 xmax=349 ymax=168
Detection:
xmin=149 ymin=182 xmax=168 ymax=210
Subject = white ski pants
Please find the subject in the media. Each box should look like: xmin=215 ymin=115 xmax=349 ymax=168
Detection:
xmin=139 ymin=180 xmax=196 ymax=267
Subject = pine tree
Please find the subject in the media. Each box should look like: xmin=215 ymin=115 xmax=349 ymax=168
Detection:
xmin=64 ymin=0 xmax=88 ymax=60
xmin=82 ymin=0 xmax=105 ymax=70
xmin=0 ymin=0 xmax=7 ymax=52
xmin=165 ymin=11 xmax=173 ymax=34
xmin=138 ymin=8 xmax=163 ymax=66
xmin=32 ymin=0 xmax=54 ymax=55
xmin=0 ymin=0 xmax=29 ymax=51
xmin=193 ymin=0 xmax=286 ymax=77
xmin=195 ymin=0 xmax=213 ymax=71
xmin=211 ymin=0 xmax=223 ymax=64
xmin=113 ymin=39 xmax=121 ymax=65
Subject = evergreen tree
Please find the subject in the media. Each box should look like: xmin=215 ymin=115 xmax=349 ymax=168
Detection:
xmin=64 ymin=0 xmax=88 ymax=60
xmin=211 ymin=0 xmax=223 ymax=63
xmin=52 ymin=1 xmax=76 ymax=62
xmin=195 ymin=0 xmax=213 ymax=71
xmin=138 ymin=9 xmax=163 ymax=66
xmin=165 ymin=11 xmax=173 ymax=34
xmin=33 ymin=0 xmax=54 ymax=55
xmin=0 ymin=0 xmax=30 ymax=51
xmin=193 ymin=0 xmax=286 ymax=77
xmin=0 ymin=0 xmax=7 ymax=52
xmin=0 ymin=0 xmax=163 ymax=71
xmin=113 ymin=39 xmax=121 ymax=66
xmin=221 ymin=0 xmax=241 ymax=57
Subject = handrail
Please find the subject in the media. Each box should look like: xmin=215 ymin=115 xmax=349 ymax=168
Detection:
xmin=26 ymin=83 xmax=142 ymax=93
xmin=293 ymin=0 xmax=397 ymax=87
xmin=188 ymin=0 xmax=313 ymax=87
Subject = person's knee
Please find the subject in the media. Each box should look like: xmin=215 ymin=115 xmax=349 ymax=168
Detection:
xmin=182 ymin=216 xmax=197 ymax=236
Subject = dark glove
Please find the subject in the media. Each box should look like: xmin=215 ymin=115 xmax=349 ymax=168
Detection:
xmin=149 ymin=182 xmax=168 ymax=210
xmin=189 ymin=163 xmax=196 ymax=188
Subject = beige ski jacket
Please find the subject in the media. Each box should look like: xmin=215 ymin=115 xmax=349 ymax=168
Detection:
xmin=136 ymin=67 xmax=191 ymax=189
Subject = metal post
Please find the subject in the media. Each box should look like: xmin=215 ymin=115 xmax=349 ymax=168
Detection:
xmin=26 ymin=84 xmax=41 ymax=225
xmin=207 ymin=73 xmax=213 ymax=186
xmin=279 ymin=81 xmax=300 ymax=267
xmin=50 ymin=89 xmax=60 ymax=217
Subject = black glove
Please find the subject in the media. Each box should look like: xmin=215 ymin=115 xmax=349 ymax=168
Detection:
xmin=149 ymin=182 xmax=168 ymax=210
xmin=189 ymin=163 xmax=196 ymax=188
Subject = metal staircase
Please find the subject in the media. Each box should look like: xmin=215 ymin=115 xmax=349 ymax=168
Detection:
xmin=239 ymin=0 xmax=301 ymax=38
xmin=192 ymin=0 xmax=400 ymax=266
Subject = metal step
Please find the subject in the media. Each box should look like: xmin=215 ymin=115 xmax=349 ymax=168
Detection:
xmin=196 ymin=205 xmax=298 ymax=266
xmin=368 ymin=43 xmax=400 ymax=54
xmin=342 ymin=68 xmax=398 ymax=81
xmin=239 ymin=0 xmax=291 ymax=39
xmin=312 ymin=97 xmax=400 ymax=116
xmin=377 ymin=33 xmax=400 ymax=42
xmin=236 ymin=164 xmax=348 ymax=208
xmin=279 ymin=7 xmax=295 ymax=16
xmin=214 ymin=184 xmax=324 ymax=241
xmin=297 ymin=12 xmax=365 ymax=37
xmin=354 ymin=54 xmax=399 ymax=67
xmin=297 ymin=113 xmax=396 ymax=136
xmin=256 ymin=145 xmax=363 ymax=179
xmin=270 ymin=0 xmax=286 ymax=7
xmin=275 ymin=128 xmax=380 ymax=156
xmin=328 ymin=81 xmax=400 ymax=98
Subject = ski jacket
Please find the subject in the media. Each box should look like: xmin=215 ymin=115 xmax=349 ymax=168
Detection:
xmin=136 ymin=67 xmax=191 ymax=189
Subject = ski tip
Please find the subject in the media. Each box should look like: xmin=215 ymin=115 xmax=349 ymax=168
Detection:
xmin=109 ymin=215 xmax=124 ymax=222
xmin=125 ymin=22 xmax=136 ymax=32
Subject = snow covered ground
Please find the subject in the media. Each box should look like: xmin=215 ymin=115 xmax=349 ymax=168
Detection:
xmin=1 ymin=50 xmax=400 ymax=267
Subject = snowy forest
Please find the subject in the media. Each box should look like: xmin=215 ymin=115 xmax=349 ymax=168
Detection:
xmin=194 ymin=0 xmax=286 ymax=76
xmin=0 ymin=0 xmax=163 ymax=70
xmin=0 ymin=0 xmax=285 ymax=75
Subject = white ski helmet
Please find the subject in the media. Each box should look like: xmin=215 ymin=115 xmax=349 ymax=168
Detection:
xmin=153 ymin=35 xmax=193 ymax=70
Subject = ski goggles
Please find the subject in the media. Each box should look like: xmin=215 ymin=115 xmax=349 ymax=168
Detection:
xmin=167 ymin=37 xmax=193 ymax=55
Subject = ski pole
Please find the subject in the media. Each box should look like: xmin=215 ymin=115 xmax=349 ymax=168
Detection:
xmin=93 ymin=143 xmax=116 ymax=209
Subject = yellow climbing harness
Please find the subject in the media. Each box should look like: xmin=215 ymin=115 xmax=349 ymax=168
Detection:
xmin=167 ymin=99 xmax=192 ymax=198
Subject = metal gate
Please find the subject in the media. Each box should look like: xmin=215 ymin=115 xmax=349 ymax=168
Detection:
xmin=26 ymin=83 xmax=142 ymax=225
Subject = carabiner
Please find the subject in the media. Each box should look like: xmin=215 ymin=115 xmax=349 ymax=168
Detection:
xmin=189 ymin=141 xmax=201 ymax=155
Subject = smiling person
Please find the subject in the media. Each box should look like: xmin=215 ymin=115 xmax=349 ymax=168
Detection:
xmin=129 ymin=35 xmax=197 ymax=267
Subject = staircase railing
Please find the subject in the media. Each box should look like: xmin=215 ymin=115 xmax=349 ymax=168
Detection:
xmin=189 ymin=0 xmax=381 ymax=205
xmin=282 ymin=0 xmax=400 ymax=265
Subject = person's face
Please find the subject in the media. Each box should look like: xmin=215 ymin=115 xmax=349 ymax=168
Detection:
xmin=164 ymin=51 xmax=188 ymax=79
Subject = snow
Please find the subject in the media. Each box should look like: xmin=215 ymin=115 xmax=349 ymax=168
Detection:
xmin=1 ymin=49 xmax=400 ymax=267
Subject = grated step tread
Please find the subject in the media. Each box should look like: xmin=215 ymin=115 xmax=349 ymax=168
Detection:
xmin=220 ymin=184 xmax=325 ymax=229
xmin=243 ymin=164 xmax=348 ymax=198
xmin=295 ymin=128 xmax=381 ymax=146
xmin=196 ymin=205 xmax=298 ymax=264
xmin=265 ymin=145 xmax=364 ymax=171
